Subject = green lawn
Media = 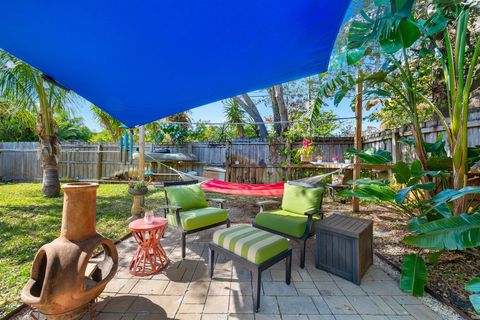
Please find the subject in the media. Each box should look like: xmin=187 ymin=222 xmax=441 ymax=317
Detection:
xmin=0 ymin=183 xmax=165 ymax=317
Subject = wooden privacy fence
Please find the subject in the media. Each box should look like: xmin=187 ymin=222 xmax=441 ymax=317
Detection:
xmin=0 ymin=139 xmax=353 ymax=183
xmin=362 ymin=108 xmax=480 ymax=163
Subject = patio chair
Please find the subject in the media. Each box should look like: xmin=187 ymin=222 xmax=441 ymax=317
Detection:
xmin=162 ymin=180 xmax=230 ymax=258
xmin=253 ymin=181 xmax=324 ymax=268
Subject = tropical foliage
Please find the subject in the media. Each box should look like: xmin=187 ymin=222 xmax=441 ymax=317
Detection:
xmin=0 ymin=51 xmax=79 ymax=196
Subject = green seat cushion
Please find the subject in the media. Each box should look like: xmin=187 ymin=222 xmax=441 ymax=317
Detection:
xmin=213 ymin=225 xmax=288 ymax=265
xmin=255 ymin=209 xmax=320 ymax=238
xmin=167 ymin=207 xmax=228 ymax=231
xmin=281 ymin=183 xmax=324 ymax=215
xmin=165 ymin=183 xmax=209 ymax=210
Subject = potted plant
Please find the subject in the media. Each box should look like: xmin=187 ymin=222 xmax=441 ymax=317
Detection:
xmin=297 ymin=139 xmax=315 ymax=162
xmin=332 ymin=155 xmax=340 ymax=163
xmin=128 ymin=180 xmax=149 ymax=196
xmin=344 ymin=152 xmax=352 ymax=164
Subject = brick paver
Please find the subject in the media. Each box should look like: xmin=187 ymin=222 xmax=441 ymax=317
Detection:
xmin=19 ymin=224 xmax=446 ymax=320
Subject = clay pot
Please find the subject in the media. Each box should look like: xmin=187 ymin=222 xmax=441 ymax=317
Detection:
xmin=300 ymin=155 xmax=312 ymax=162
xmin=22 ymin=183 xmax=118 ymax=318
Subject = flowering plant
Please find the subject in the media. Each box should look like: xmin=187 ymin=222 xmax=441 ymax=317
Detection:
xmin=297 ymin=139 xmax=315 ymax=156
xmin=332 ymin=155 xmax=340 ymax=162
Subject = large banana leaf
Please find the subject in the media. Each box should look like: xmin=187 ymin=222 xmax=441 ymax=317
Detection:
xmin=339 ymin=184 xmax=396 ymax=202
xmin=403 ymin=213 xmax=480 ymax=250
xmin=347 ymin=178 xmax=390 ymax=186
xmin=395 ymin=182 xmax=435 ymax=204
xmin=466 ymin=277 xmax=480 ymax=314
xmin=346 ymin=147 xmax=392 ymax=164
xmin=431 ymin=187 xmax=480 ymax=204
xmin=400 ymin=253 xmax=428 ymax=297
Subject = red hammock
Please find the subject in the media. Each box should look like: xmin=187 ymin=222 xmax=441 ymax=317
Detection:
xmin=202 ymin=179 xmax=284 ymax=197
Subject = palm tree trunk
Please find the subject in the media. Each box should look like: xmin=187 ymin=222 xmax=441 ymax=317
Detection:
xmin=40 ymin=138 xmax=61 ymax=197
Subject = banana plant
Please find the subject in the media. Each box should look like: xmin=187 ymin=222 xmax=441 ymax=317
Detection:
xmin=400 ymin=187 xmax=480 ymax=298
xmin=421 ymin=1 xmax=480 ymax=213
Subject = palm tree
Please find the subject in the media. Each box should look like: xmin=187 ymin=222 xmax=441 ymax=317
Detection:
xmin=223 ymin=99 xmax=246 ymax=137
xmin=0 ymin=51 xmax=76 ymax=197
xmin=90 ymin=105 xmax=123 ymax=141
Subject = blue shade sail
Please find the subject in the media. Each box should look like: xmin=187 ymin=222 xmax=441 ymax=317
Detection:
xmin=0 ymin=1 xmax=351 ymax=127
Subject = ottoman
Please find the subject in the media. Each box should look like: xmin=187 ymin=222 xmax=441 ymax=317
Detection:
xmin=209 ymin=225 xmax=292 ymax=311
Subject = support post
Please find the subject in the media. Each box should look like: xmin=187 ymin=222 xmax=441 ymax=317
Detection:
xmin=353 ymin=79 xmax=363 ymax=212
xmin=391 ymin=129 xmax=401 ymax=164
xmin=95 ymin=144 xmax=103 ymax=181
xmin=139 ymin=126 xmax=145 ymax=208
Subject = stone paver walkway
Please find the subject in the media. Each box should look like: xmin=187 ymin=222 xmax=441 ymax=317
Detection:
xmin=94 ymin=225 xmax=440 ymax=320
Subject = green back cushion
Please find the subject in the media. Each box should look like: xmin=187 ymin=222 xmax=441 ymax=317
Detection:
xmin=281 ymin=183 xmax=323 ymax=214
xmin=165 ymin=183 xmax=209 ymax=210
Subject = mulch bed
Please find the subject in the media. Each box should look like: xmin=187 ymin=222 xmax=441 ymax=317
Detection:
xmin=210 ymin=193 xmax=480 ymax=319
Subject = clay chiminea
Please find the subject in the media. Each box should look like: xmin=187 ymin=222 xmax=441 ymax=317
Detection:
xmin=22 ymin=183 xmax=118 ymax=319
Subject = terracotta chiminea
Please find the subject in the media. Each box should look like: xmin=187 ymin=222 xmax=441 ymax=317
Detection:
xmin=22 ymin=183 xmax=118 ymax=319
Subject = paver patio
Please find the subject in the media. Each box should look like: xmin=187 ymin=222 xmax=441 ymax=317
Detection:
xmin=90 ymin=225 xmax=442 ymax=319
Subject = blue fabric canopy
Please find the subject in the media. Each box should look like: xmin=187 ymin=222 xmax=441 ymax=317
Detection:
xmin=0 ymin=1 xmax=351 ymax=127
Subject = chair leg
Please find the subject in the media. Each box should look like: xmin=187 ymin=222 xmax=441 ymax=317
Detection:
xmin=300 ymin=240 xmax=306 ymax=269
xmin=208 ymin=247 xmax=215 ymax=278
xmin=227 ymin=219 xmax=231 ymax=228
xmin=181 ymin=232 xmax=187 ymax=259
xmin=285 ymin=252 xmax=292 ymax=285
xmin=253 ymin=269 xmax=262 ymax=312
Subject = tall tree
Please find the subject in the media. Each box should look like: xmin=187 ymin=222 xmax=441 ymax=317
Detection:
xmin=233 ymin=94 xmax=268 ymax=138
xmin=0 ymin=51 xmax=76 ymax=197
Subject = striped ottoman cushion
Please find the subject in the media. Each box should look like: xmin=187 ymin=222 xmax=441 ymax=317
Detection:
xmin=213 ymin=225 xmax=289 ymax=265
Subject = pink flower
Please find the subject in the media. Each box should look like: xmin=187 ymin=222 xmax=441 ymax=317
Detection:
xmin=302 ymin=139 xmax=311 ymax=149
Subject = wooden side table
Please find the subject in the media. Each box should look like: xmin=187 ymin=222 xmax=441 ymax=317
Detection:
xmin=128 ymin=217 xmax=169 ymax=276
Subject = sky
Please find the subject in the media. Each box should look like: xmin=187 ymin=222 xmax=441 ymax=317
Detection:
xmin=77 ymin=84 xmax=380 ymax=133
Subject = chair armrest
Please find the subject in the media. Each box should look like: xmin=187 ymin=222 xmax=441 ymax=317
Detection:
xmin=206 ymin=198 xmax=226 ymax=209
xmin=304 ymin=209 xmax=324 ymax=221
xmin=304 ymin=209 xmax=322 ymax=216
xmin=256 ymin=200 xmax=281 ymax=212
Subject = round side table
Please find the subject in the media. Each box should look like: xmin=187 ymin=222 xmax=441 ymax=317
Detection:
xmin=128 ymin=217 xmax=169 ymax=276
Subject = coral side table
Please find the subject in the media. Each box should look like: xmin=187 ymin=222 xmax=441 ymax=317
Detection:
xmin=128 ymin=217 xmax=169 ymax=276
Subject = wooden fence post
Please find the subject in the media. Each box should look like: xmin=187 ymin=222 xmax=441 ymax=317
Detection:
xmin=353 ymin=79 xmax=363 ymax=213
xmin=225 ymin=141 xmax=231 ymax=182
xmin=96 ymin=144 xmax=103 ymax=181
xmin=391 ymin=129 xmax=401 ymax=164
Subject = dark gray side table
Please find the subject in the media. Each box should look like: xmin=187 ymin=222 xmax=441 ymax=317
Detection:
xmin=315 ymin=214 xmax=373 ymax=285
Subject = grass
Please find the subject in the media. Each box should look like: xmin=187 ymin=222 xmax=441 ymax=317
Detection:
xmin=0 ymin=183 xmax=165 ymax=318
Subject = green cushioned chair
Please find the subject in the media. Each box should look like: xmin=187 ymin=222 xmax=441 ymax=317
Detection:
xmin=253 ymin=181 xmax=324 ymax=268
xmin=162 ymin=180 xmax=230 ymax=258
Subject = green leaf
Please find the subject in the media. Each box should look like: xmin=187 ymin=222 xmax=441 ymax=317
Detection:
xmin=334 ymin=86 xmax=349 ymax=106
xmin=346 ymin=148 xmax=392 ymax=164
xmin=408 ymin=216 xmax=428 ymax=232
xmin=469 ymin=294 xmax=480 ymax=314
xmin=380 ymin=20 xmax=420 ymax=54
xmin=426 ymin=157 xmax=452 ymax=171
xmin=427 ymin=252 xmax=441 ymax=265
xmin=431 ymin=187 xmax=480 ymax=204
xmin=395 ymin=182 xmax=435 ymax=204
xmin=392 ymin=162 xmax=411 ymax=184
xmin=348 ymin=178 xmax=390 ymax=186
xmin=347 ymin=47 xmax=367 ymax=65
xmin=400 ymin=254 xmax=428 ymax=296
xmin=403 ymin=213 xmax=480 ymax=250
xmin=466 ymin=278 xmax=480 ymax=314
xmin=466 ymin=277 xmax=480 ymax=292
xmin=339 ymin=184 xmax=396 ymax=202
xmin=366 ymin=71 xmax=388 ymax=82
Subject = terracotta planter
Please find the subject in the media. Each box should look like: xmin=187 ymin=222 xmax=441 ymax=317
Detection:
xmin=300 ymin=155 xmax=312 ymax=162
xmin=22 ymin=183 xmax=118 ymax=318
